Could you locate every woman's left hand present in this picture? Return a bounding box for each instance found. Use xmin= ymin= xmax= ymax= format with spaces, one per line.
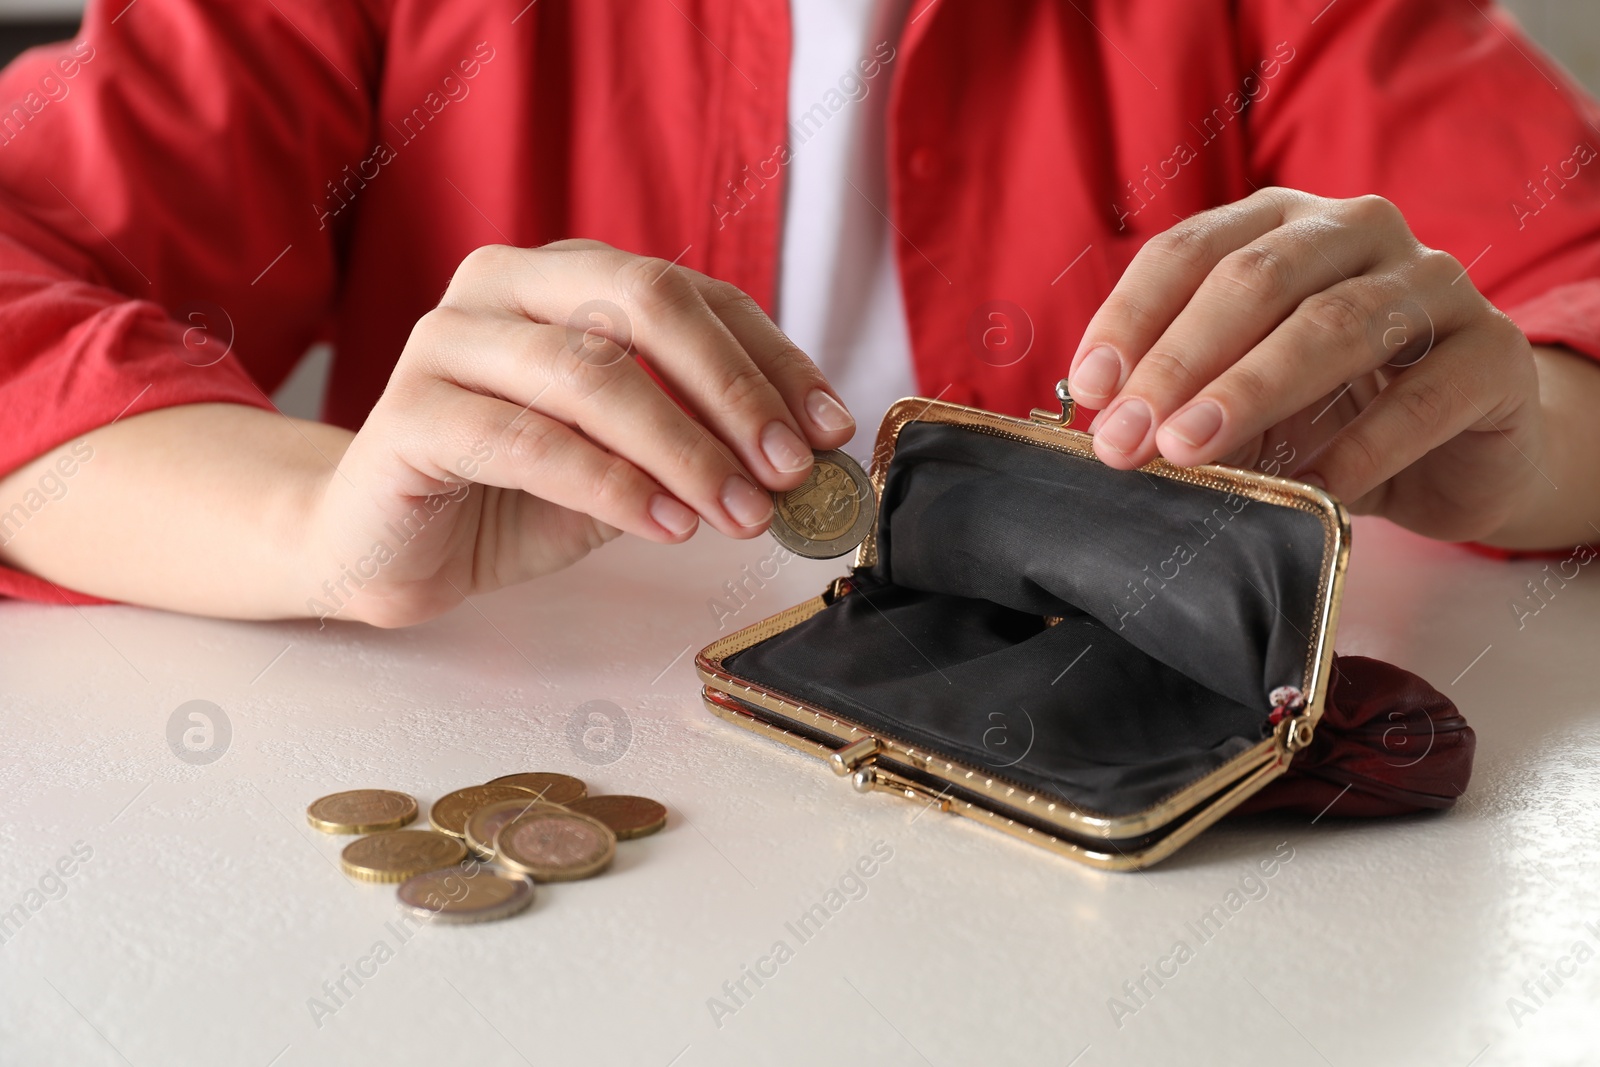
xmin=1067 ymin=186 xmax=1543 ymax=543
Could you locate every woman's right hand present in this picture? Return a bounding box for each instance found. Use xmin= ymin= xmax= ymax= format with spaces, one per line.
xmin=312 ymin=239 xmax=856 ymax=626
xmin=0 ymin=240 xmax=853 ymax=624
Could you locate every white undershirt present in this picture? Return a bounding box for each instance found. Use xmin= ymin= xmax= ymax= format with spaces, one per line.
xmin=778 ymin=0 xmax=917 ymax=459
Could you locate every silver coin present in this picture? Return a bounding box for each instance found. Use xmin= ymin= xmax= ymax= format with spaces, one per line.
xmin=768 ymin=449 xmax=876 ymax=560
xmin=395 ymin=864 xmax=533 ymax=925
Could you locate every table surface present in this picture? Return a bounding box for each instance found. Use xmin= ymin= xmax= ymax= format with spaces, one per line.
xmin=2 ymin=515 xmax=1597 ymax=1067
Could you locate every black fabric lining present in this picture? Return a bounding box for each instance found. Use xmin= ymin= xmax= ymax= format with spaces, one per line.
xmin=723 ymin=420 xmax=1329 ymax=818
xmin=870 ymin=422 xmax=1326 ymax=708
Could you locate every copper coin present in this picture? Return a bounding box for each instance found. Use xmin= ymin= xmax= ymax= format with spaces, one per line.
xmin=464 ymin=798 xmax=569 ymax=860
xmin=340 ymin=830 xmax=467 ymax=883
xmin=495 ymin=809 xmax=616 ymax=882
xmin=429 ymin=784 xmax=541 ymax=839
xmin=396 ymin=865 xmax=533 ymax=924
xmin=566 ymin=795 xmax=667 ymax=840
xmin=306 ymin=789 xmax=418 ymax=834
xmin=484 ymin=772 xmax=588 ymax=806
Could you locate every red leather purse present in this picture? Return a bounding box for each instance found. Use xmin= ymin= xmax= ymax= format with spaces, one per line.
xmin=1238 ymin=655 xmax=1475 ymax=817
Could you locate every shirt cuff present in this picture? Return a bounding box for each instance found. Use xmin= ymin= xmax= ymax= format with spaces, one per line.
xmin=1504 ymin=279 xmax=1600 ymax=364
xmin=0 ymin=295 xmax=278 ymax=604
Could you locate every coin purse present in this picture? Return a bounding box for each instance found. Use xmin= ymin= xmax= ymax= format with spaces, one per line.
xmin=696 ymin=384 xmax=1474 ymax=869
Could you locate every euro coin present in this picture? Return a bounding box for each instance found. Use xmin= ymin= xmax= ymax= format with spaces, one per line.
xmin=465 ymin=798 xmax=569 ymax=860
xmin=495 ymin=809 xmax=616 ymax=882
xmin=566 ymin=795 xmax=667 ymax=840
xmin=306 ymin=789 xmax=418 ymax=834
xmin=341 ymin=830 xmax=467 ymax=883
xmin=484 ymin=772 xmax=587 ymax=806
xmin=396 ymin=865 xmax=533 ymax=924
xmin=768 ymin=449 xmax=876 ymax=559
xmin=429 ymin=784 xmax=542 ymax=839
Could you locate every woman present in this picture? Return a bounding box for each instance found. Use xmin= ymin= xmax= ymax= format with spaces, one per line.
xmin=0 ymin=0 xmax=1597 ymax=625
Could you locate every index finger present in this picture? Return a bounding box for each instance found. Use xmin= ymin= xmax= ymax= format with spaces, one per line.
xmin=1067 ymin=189 xmax=1305 ymax=412
xmin=675 ymin=265 xmax=857 ymax=449
xmin=447 ymin=242 xmax=819 ymax=493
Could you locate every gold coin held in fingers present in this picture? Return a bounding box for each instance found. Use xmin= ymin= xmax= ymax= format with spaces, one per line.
xmin=566 ymin=795 xmax=668 ymax=840
xmin=396 ymin=865 xmax=534 ymax=924
xmin=769 ymin=449 xmax=876 ymax=560
xmin=429 ymin=784 xmax=544 ymax=839
xmin=484 ymin=772 xmax=588 ymax=806
xmin=306 ymin=789 xmax=419 ymax=834
xmin=341 ymin=830 xmax=467 ymax=883
xmin=495 ymin=809 xmax=616 ymax=882
xmin=465 ymin=798 xmax=570 ymax=860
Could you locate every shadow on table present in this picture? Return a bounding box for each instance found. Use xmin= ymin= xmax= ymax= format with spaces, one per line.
xmin=1150 ymin=808 xmax=1449 ymax=874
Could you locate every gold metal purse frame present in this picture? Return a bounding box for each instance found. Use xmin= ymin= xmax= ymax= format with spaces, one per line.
xmin=697 ymin=381 xmax=1351 ymax=870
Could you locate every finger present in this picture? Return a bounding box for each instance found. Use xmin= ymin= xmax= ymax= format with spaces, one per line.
xmin=1068 ymin=187 xmax=1311 ymax=415
xmin=676 ymin=265 xmax=857 ymax=447
xmin=1293 ymin=327 xmax=1517 ymax=507
xmin=398 ymin=383 xmax=703 ymax=544
xmin=1154 ymin=259 xmax=1473 ymax=466
xmin=1103 ymin=216 xmax=1402 ymax=468
xmin=404 ymin=306 xmax=776 ymax=538
xmin=444 ymin=243 xmax=814 ymax=490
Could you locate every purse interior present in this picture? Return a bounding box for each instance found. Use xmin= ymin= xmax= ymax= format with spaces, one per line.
xmin=722 ymin=419 xmax=1333 ymax=819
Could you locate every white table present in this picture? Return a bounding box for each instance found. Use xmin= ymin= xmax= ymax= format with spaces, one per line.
xmin=1 ymin=516 xmax=1596 ymax=1066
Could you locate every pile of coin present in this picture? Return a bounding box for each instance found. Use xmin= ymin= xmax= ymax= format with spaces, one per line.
xmin=306 ymin=773 xmax=667 ymax=924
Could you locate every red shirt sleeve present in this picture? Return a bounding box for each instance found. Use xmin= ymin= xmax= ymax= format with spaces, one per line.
xmin=0 ymin=0 xmax=383 ymax=603
xmin=1239 ymin=0 xmax=1600 ymax=358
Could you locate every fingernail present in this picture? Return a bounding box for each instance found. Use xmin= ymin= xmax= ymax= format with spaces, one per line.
xmin=1071 ymin=345 xmax=1122 ymax=401
xmin=760 ymin=420 xmax=813 ymax=473
xmin=648 ymin=493 xmax=698 ymax=537
xmin=805 ymin=389 xmax=855 ymax=434
xmin=1089 ymin=408 xmax=1107 ymax=434
xmin=1298 ymin=471 xmax=1327 ymax=490
xmin=1097 ymin=398 xmax=1152 ymax=457
xmin=720 ymin=474 xmax=773 ymax=528
xmin=1162 ymin=400 xmax=1224 ymax=450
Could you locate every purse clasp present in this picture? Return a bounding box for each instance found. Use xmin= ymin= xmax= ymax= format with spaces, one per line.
xmin=830 ymin=738 xmax=954 ymax=814
xmin=829 ymin=737 xmax=880 ymax=775
xmin=1028 ymin=378 xmax=1077 ymax=427
xmin=852 ymin=765 xmax=953 ymax=812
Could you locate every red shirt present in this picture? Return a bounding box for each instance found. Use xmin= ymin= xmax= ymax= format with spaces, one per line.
xmin=2 ymin=0 xmax=1599 ymax=603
